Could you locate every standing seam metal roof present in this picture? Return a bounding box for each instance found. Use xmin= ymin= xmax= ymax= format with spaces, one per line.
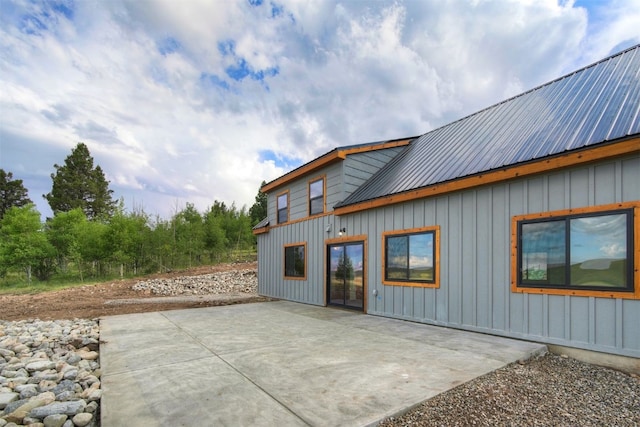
xmin=336 ymin=44 xmax=640 ymax=208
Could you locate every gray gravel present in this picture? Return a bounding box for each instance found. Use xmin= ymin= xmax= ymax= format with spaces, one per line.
xmin=379 ymin=353 xmax=640 ymax=427
xmin=131 ymin=269 xmax=257 ymax=295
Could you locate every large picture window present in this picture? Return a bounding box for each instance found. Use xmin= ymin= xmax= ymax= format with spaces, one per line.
xmin=513 ymin=202 xmax=639 ymax=298
xmin=383 ymin=226 xmax=440 ymax=288
xmin=309 ymin=177 xmax=325 ymax=216
xmin=277 ymin=192 xmax=289 ymax=224
xmin=284 ymin=243 xmax=306 ymax=279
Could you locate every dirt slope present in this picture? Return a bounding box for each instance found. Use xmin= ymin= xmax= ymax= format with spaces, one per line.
xmin=0 ymin=262 xmax=270 ymax=321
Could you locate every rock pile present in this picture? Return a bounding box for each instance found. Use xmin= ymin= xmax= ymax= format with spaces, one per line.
xmin=0 ymin=319 xmax=101 ymax=427
xmin=132 ymin=269 xmax=257 ymax=296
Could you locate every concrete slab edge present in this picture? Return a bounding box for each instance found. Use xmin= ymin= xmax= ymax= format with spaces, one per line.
xmin=548 ymin=345 xmax=640 ymax=376
xmin=366 ymin=345 xmax=549 ymax=427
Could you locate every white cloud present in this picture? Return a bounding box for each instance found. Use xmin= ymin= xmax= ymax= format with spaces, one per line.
xmin=1 ymin=0 xmax=638 ymax=220
xmin=600 ymin=243 xmax=626 ymax=258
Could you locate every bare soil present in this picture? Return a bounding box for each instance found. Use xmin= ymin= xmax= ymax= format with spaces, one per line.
xmin=0 ymin=261 xmax=271 ymax=321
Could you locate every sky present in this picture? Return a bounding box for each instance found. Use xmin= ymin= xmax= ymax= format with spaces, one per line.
xmin=1 ymin=0 xmax=639 ymax=221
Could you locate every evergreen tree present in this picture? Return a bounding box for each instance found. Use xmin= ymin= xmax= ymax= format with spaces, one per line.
xmin=249 ymin=181 xmax=267 ymax=226
xmin=0 ymin=169 xmax=32 ymax=221
xmin=44 ymin=142 xmax=116 ymax=220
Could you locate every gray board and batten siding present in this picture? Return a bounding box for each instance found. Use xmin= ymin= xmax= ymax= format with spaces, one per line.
xmin=266 ymin=147 xmax=406 ymax=223
xmin=259 ymin=152 xmax=640 ymax=357
xmin=344 ymin=153 xmax=640 ymax=358
xmin=259 ymin=147 xmax=407 ymax=303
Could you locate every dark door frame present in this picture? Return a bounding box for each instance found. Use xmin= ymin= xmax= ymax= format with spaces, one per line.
xmin=325 ymin=235 xmax=367 ymax=312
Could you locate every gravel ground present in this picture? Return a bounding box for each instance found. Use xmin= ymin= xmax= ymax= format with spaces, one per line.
xmin=379 ymin=352 xmax=640 ymax=427
xmin=131 ymin=269 xmax=257 ymax=295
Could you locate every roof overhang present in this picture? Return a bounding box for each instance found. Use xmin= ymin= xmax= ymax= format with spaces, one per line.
xmin=260 ymin=137 xmax=415 ymax=193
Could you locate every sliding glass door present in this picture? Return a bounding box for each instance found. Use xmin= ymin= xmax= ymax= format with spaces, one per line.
xmin=327 ymin=242 xmax=364 ymax=310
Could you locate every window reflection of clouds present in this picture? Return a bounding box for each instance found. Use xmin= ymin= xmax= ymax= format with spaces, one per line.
xmin=571 ymin=214 xmax=626 ymax=263
xmin=522 ymin=221 xmax=565 ymax=265
xmin=310 ymin=179 xmax=323 ymax=198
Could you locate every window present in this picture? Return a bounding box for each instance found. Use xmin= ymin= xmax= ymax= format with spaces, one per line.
xmin=284 ymin=243 xmax=306 ymax=279
xmin=309 ymin=177 xmax=325 ymax=216
xmin=277 ymin=192 xmax=288 ymax=224
xmin=513 ymin=202 xmax=639 ymax=298
xmin=383 ymin=226 xmax=440 ymax=288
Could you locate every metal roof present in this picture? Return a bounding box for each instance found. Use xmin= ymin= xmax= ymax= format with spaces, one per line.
xmin=336 ymin=44 xmax=640 ymax=209
xmin=252 ymin=217 xmax=270 ymax=230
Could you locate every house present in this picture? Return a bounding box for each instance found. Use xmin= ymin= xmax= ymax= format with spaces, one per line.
xmin=254 ymin=45 xmax=640 ymax=359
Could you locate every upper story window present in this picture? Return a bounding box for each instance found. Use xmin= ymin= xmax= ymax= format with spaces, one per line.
xmin=383 ymin=226 xmax=440 ymax=288
xmin=512 ymin=202 xmax=638 ymax=299
xmin=309 ymin=177 xmax=325 ymax=216
xmin=277 ymin=191 xmax=289 ymax=224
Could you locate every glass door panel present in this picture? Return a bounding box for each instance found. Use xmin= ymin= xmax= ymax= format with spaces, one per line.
xmin=327 ymin=242 xmax=364 ymax=310
xmin=328 ymin=245 xmax=345 ymax=305
xmin=344 ymin=244 xmax=363 ymax=309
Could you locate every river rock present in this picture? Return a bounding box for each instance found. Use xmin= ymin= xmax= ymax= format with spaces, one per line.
xmin=0 ymin=319 xmax=100 ymax=426
xmin=0 ymin=391 xmax=18 ymax=409
xmin=71 ymin=413 xmax=92 ymax=427
xmin=43 ymin=414 xmax=67 ymax=427
xmin=4 ymin=397 xmax=49 ymax=423
xmin=25 ymin=361 xmax=56 ymax=373
xmin=29 ymin=400 xmax=87 ymax=418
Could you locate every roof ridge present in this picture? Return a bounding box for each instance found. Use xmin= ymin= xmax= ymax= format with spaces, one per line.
xmin=424 ymin=44 xmax=640 ymax=137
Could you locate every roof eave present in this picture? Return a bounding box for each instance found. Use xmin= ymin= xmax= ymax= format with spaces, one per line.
xmin=333 ymin=137 xmax=640 ymax=215
xmin=260 ymin=137 xmax=416 ymax=193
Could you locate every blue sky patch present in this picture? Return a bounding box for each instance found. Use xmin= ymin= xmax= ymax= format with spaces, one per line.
xmin=218 ymin=39 xmax=235 ymax=56
xmin=200 ymin=73 xmax=230 ymax=91
xmin=19 ymin=14 xmax=47 ymax=35
xmin=271 ymin=2 xmax=284 ymax=18
xmin=52 ymin=1 xmax=74 ymax=20
xmin=226 ymin=59 xmax=279 ymax=82
xmin=158 ymin=37 xmax=180 ymax=55
xmin=248 ymin=0 xmax=264 ymax=6
xmin=226 ymin=58 xmax=251 ymax=81
xmin=258 ymin=149 xmax=302 ymax=169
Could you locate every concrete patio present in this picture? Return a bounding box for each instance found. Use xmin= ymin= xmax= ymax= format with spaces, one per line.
xmin=100 ymin=301 xmax=546 ymax=426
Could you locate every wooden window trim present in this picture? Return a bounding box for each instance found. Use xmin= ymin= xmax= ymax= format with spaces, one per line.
xmin=308 ymin=175 xmax=326 ymax=217
xmin=284 ymin=242 xmax=307 ymax=280
xmin=511 ymin=201 xmax=640 ymax=299
xmin=276 ymin=190 xmax=290 ymax=224
xmin=382 ymin=226 xmax=440 ymax=288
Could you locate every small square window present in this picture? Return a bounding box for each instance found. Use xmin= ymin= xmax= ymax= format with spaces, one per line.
xmin=383 ymin=226 xmax=440 ymax=288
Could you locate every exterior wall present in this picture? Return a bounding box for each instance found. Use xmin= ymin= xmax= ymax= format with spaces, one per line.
xmin=339 ymin=153 xmax=640 ymax=357
xmin=258 ymin=147 xmax=405 ymax=305
xmin=257 ymin=215 xmax=332 ymax=305
xmin=267 ymin=162 xmax=342 ymax=223
xmin=342 ymin=148 xmax=405 ymax=200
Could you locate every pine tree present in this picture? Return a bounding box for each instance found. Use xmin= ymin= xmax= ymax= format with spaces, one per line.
xmin=0 ymin=169 xmax=33 ymax=221
xmin=249 ymin=181 xmax=267 ymax=226
xmin=44 ymin=142 xmax=116 ymax=220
